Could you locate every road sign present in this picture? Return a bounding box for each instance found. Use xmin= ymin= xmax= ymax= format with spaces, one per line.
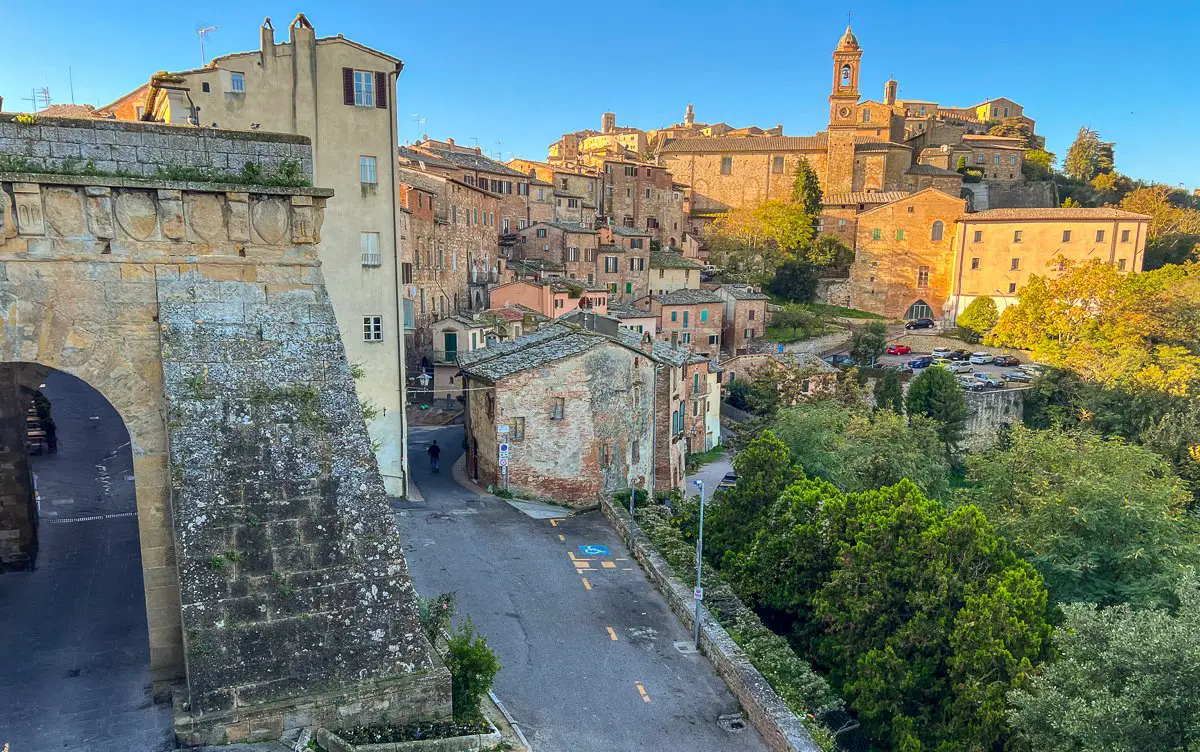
xmin=693 ymin=587 xmax=704 ymax=601
xmin=578 ymin=545 xmax=610 ymax=556
xmin=498 ymin=457 xmax=509 ymax=468
xmin=497 ymin=425 xmax=510 ymax=434
xmin=499 ymin=443 xmax=510 ymax=454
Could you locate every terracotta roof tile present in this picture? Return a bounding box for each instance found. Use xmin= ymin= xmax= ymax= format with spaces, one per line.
xmin=658 ymin=134 xmax=828 ymax=154
xmin=961 ymin=208 xmax=1151 ymax=222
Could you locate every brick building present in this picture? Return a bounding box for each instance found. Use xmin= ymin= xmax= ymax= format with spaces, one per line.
xmin=489 ymin=278 xmax=609 ymax=319
xmin=516 ymin=221 xmax=600 ymax=281
xmin=716 ymin=284 xmax=770 ymax=355
xmin=849 ymin=189 xmax=967 ymax=320
xmin=648 ymin=288 xmax=724 ymax=357
xmin=598 ymin=225 xmax=651 ymax=302
xmin=403 ymin=138 xmax=551 ymax=232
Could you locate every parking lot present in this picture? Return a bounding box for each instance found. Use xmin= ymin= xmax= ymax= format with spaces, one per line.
xmin=831 ymin=339 xmax=1039 ymax=392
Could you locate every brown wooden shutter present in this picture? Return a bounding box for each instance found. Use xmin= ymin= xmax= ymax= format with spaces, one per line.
xmin=375 ymin=71 xmax=388 ymax=110
xmin=342 ymin=67 xmax=354 ymax=106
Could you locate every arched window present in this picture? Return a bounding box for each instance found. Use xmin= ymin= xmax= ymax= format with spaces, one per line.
xmin=905 ymin=300 xmax=933 ymax=320
xmin=931 ymin=221 xmax=944 ymax=241
xmin=840 ymin=65 xmax=851 ymax=87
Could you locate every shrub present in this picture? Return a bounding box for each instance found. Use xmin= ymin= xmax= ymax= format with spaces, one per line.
xmin=445 ymin=618 xmax=501 ymax=722
xmin=418 ymin=592 xmax=455 ymax=641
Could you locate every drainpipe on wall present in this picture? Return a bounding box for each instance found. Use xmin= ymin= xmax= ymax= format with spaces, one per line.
xmin=389 ymin=60 xmax=410 ymax=498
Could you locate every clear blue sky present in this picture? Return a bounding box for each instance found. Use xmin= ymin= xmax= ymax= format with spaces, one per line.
xmin=2 ymin=1 xmax=1196 ymax=188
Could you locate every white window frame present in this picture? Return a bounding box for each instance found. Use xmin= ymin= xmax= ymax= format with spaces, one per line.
xmin=229 ymin=72 xmax=245 ymax=94
xmin=360 ymin=232 xmax=381 ymax=267
xmin=353 ymin=70 xmax=375 ymax=107
xmin=359 ymin=155 xmax=378 ymax=186
xmin=363 ymin=315 xmax=383 ymax=341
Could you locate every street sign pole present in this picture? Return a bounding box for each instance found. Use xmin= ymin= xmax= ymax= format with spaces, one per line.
xmin=691 ymin=479 xmax=706 ymax=650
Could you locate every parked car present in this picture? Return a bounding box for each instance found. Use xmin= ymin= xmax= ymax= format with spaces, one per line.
xmin=949 ymin=349 xmax=972 ymax=361
xmin=824 ymin=353 xmax=855 ymax=367
xmin=992 ymin=354 xmax=1020 ymax=368
xmin=1019 ymin=363 xmax=1045 ymax=376
xmin=904 ymin=318 xmax=935 ymax=330
xmin=931 ymin=347 xmax=953 ymax=358
xmin=956 ymin=375 xmax=983 ymax=391
xmin=969 ymin=352 xmax=994 ymax=365
xmin=886 ymin=344 xmax=911 ymax=355
xmin=717 ymin=472 xmax=738 ymax=491
xmin=973 ymin=372 xmax=1005 ymax=389
xmin=1004 ymin=370 xmax=1034 ymax=383
xmin=908 ymin=356 xmax=934 ymax=369
xmin=947 ymin=362 xmax=973 ymax=374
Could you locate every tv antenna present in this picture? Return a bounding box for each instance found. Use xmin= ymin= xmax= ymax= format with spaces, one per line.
xmin=23 ymin=87 xmax=51 ymax=112
xmin=198 ymin=26 xmax=218 ymax=66
xmin=411 ymin=113 xmax=427 ymax=142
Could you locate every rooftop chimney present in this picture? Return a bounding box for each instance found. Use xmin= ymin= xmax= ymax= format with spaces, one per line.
xmin=446 ymin=137 xmax=455 ymax=146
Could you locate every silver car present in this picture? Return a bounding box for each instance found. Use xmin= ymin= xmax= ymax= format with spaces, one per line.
xmin=969 ymin=352 xmax=994 ymax=365
xmin=973 ymin=372 xmax=1005 ymax=388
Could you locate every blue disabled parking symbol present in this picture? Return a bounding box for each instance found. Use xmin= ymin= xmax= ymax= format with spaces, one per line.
xmin=578 ymin=544 xmax=610 ymax=556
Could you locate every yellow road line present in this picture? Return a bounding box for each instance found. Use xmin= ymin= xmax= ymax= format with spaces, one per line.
xmin=636 ymin=682 xmax=650 ymax=702
xmin=607 ymin=627 xmax=618 ymax=641
xmin=549 ymin=519 xmax=558 ymax=527
xmin=558 ymin=534 xmax=565 ymax=541
xmin=602 ymin=561 xmax=616 ymax=569
xmin=581 ymin=577 xmax=592 ymax=590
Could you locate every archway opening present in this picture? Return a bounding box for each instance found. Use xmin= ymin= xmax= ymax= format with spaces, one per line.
xmin=0 ymin=364 xmax=172 ymax=750
xmin=905 ymin=300 xmax=934 ymax=320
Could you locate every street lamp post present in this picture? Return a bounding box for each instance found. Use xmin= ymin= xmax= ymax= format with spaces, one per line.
xmin=690 ymin=478 xmax=706 ymax=650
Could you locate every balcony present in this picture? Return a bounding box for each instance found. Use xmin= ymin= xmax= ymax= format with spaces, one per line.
xmin=432 ymin=349 xmax=459 ymax=366
xmin=499 ymin=232 xmax=520 ymax=247
xmin=470 ymin=269 xmax=500 ymax=284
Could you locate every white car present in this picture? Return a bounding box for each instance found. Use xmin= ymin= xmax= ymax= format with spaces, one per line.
xmin=931 ymin=347 xmax=953 ymax=358
xmin=969 ymin=352 xmax=994 ymax=365
xmin=947 ymin=362 xmax=973 ymax=374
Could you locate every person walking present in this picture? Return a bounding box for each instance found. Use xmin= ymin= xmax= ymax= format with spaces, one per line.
xmin=428 ymin=440 xmax=442 ymax=473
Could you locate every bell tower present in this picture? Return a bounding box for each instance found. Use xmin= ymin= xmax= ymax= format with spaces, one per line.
xmin=826 ymin=25 xmax=862 ymax=195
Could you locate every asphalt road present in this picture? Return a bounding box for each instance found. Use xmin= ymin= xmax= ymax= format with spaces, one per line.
xmin=397 ymin=425 xmax=765 ymax=752
xmin=0 ymin=370 xmax=172 ymax=751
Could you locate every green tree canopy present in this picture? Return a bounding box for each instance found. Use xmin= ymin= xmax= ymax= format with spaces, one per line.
xmin=704 ymin=431 xmax=801 ymax=563
xmin=905 ymin=366 xmax=969 ymax=449
xmin=791 ymin=157 xmax=823 ymax=217
xmin=769 ymin=400 xmax=950 ymax=498
xmin=1064 ymin=126 xmax=1115 ymax=182
xmin=957 ymin=296 xmax=999 ymax=340
xmin=849 ymin=321 xmax=888 ymax=366
xmin=963 ymin=424 xmax=1196 ymax=607
xmin=1022 ymin=148 xmax=1056 ymax=181
xmin=768 ymin=261 xmax=820 ymax=303
xmin=1008 ymin=578 xmax=1200 ymax=752
xmin=873 ymin=368 xmax=904 ymax=414
xmin=988 ymin=117 xmax=1042 ymax=150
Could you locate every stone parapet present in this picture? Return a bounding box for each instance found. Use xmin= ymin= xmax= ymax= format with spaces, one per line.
xmin=0 ymin=115 xmax=314 ymax=180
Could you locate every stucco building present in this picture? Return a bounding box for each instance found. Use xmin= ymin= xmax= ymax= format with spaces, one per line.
xmin=649 ymin=251 xmax=703 ymax=297
xmin=648 ymin=288 xmax=724 ymax=357
xmin=489 ymin=278 xmax=609 ymax=319
xmin=949 ymin=207 xmax=1150 ymax=320
xmin=104 ymin=15 xmax=410 ymax=494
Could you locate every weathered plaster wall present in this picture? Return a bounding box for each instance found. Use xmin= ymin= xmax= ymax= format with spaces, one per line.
xmin=962 ymin=387 xmax=1026 ymax=452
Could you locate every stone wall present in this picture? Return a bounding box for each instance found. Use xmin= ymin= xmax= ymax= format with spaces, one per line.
xmin=0 ymin=364 xmax=37 ymax=571
xmin=814 ymin=277 xmax=852 ymax=308
xmin=962 ymin=387 xmax=1026 ymax=452
xmin=601 ymin=499 xmax=823 ymax=752
xmin=0 ymin=168 xmax=448 ymax=745
xmin=963 ymin=180 xmax=1056 ymax=210
xmin=0 ymin=114 xmax=313 ymax=179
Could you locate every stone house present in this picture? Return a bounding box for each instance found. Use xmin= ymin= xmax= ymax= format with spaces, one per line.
xmin=649 ymin=250 xmax=704 ymax=296
xmin=516 ymin=221 xmax=600 ymax=282
xmin=949 ymin=207 xmax=1150 ymax=320
xmin=403 ymin=138 xmax=548 ymax=232
xmin=421 ymin=305 xmax=549 ymax=403
xmin=960 ymin=135 xmax=1025 ymax=182
xmin=508 ymin=158 xmax=604 ymax=222
xmin=489 ymin=278 xmax=608 ymax=319
xmin=648 ymin=288 xmax=724 ymax=358
xmin=459 ymin=321 xmax=706 ymax=501
xmin=597 ymin=159 xmax=686 ymax=246
xmin=716 ymin=284 xmax=770 ymax=355
xmin=103 ymin=15 xmax=410 ymax=494
xmin=598 ymin=225 xmax=651 ymax=303
xmin=849 ymin=188 xmax=968 ymax=321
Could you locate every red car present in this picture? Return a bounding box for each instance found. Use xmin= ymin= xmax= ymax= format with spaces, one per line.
xmin=886 ymin=344 xmax=911 ymax=355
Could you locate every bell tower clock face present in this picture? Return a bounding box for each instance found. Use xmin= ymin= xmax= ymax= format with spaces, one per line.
xmin=838 ymin=106 xmax=852 ymax=119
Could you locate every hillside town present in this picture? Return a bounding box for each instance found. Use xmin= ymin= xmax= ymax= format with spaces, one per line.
xmin=2 ymin=8 xmax=1199 ymax=752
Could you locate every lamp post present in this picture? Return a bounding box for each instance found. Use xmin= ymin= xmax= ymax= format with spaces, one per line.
xmin=690 ymin=478 xmax=706 ymax=650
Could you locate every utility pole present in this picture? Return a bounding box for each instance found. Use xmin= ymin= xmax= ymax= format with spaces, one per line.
xmin=690 ymin=478 xmax=706 ymax=650
xmin=68 ymin=68 xmax=75 ymax=104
